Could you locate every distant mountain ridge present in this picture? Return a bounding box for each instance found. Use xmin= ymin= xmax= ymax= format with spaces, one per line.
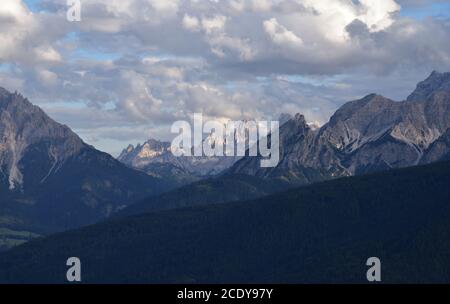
xmin=0 ymin=88 xmax=175 ymax=249
xmin=118 ymin=72 xmax=450 ymax=185
xmin=118 ymin=139 xmax=198 ymax=186
xmin=113 ymin=72 xmax=450 ymax=220
xmin=118 ymin=120 xmax=261 ymax=183
xmin=117 ymin=173 xmax=292 ymax=217
xmin=2 ymin=71 xmax=449 ymax=249
xmin=229 ymin=71 xmax=450 ymax=182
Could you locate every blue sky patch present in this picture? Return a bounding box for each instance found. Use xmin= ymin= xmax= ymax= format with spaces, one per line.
xmin=401 ymin=2 xmax=450 ymax=20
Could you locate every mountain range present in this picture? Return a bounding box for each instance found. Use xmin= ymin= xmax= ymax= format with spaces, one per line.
xmin=110 ymin=71 xmax=450 ymax=222
xmin=2 ymin=159 xmax=449 ymax=283
xmin=118 ymin=71 xmax=450 ymax=186
xmin=118 ymin=139 xmax=199 ymax=186
xmin=117 ymin=119 xmax=261 ymax=185
xmin=0 ymin=71 xmax=449 ymax=251
xmin=0 ymin=88 xmax=175 ymax=250
xmin=229 ymin=71 xmax=450 ymax=182
xmin=0 ymin=71 xmax=449 ymax=282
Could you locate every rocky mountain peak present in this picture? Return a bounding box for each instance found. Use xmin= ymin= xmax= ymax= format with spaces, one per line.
xmin=0 ymin=87 xmax=85 ymax=190
xmin=125 ymin=144 xmax=134 ymax=153
xmin=0 ymin=88 xmax=175 ymax=240
xmin=144 ymin=138 xmax=170 ymax=149
xmin=277 ymin=113 xmax=311 ymax=140
xmin=407 ymin=71 xmax=450 ymax=102
xmin=278 ymin=113 xmax=293 ymax=125
xmin=328 ymin=93 xmax=393 ymax=127
xmin=293 ymin=113 xmax=306 ymax=122
xmin=287 ymin=113 xmax=309 ymax=130
xmin=139 ymin=139 xmax=170 ymax=157
xmin=230 ymin=72 xmax=450 ymax=181
xmin=0 ymin=87 xmax=10 ymax=97
xmin=0 ymin=88 xmax=32 ymax=110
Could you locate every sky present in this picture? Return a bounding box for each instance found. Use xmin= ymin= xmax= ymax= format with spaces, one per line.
xmin=1 ymin=0 xmax=450 ymax=156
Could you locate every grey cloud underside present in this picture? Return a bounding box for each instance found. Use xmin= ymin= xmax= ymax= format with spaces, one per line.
xmin=1 ymin=1 xmax=450 ymax=155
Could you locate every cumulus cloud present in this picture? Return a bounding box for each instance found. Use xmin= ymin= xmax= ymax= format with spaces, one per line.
xmin=0 ymin=0 xmax=449 ymax=155
xmin=182 ymin=14 xmax=201 ymax=31
xmin=0 ymin=0 xmax=68 ymax=65
xmin=0 ymin=0 xmax=36 ymax=61
xmin=263 ymin=18 xmax=303 ymax=48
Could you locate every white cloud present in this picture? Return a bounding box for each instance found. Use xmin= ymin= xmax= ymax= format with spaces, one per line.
xmin=0 ymin=0 xmax=31 ymax=22
xmin=229 ymin=0 xmax=273 ymax=12
xmin=0 ymin=0 xmax=36 ymax=61
xmin=34 ymin=46 xmax=62 ymax=62
xmin=182 ymin=14 xmax=201 ymax=31
xmin=201 ymin=15 xmax=227 ymax=34
xmin=37 ymin=68 xmax=58 ymax=86
xmin=263 ymin=18 xmax=303 ymax=49
xmin=357 ymin=0 xmax=400 ymax=31
xmin=292 ymin=0 xmax=400 ymax=43
xmin=0 ymin=0 xmax=449 ymax=155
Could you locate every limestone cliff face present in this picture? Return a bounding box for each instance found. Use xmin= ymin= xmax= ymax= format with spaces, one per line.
xmin=0 ymin=88 xmax=84 ymax=190
xmin=118 ymin=72 xmax=450 ymax=185
xmin=229 ymin=72 xmax=450 ymax=183
xmin=0 ymin=88 xmax=173 ymax=240
xmin=407 ymin=71 xmax=450 ymax=102
xmin=421 ymin=129 xmax=450 ymax=164
xmin=117 ymin=121 xmax=260 ymax=180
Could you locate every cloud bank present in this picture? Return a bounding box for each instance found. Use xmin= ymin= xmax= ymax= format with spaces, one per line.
xmin=0 ymin=0 xmax=449 ymax=155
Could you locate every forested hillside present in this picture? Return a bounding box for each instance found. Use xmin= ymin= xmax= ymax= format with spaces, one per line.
xmin=1 ymin=161 xmax=450 ymax=283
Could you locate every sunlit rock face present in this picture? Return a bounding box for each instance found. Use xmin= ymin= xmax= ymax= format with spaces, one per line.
xmin=229 ymin=72 xmax=450 ymax=183
xmin=120 ymin=72 xmax=450 ymax=185
xmin=117 ymin=120 xmax=263 ymax=180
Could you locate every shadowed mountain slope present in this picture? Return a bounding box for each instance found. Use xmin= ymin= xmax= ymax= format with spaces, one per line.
xmin=0 ymin=88 xmax=175 ymax=249
xmin=1 ymin=160 xmax=449 ymax=283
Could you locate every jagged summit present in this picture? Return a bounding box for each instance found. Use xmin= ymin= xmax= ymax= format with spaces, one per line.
xmin=0 ymin=87 xmax=9 ymax=95
xmin=0 ymin=87 xmax=32 ymax=109
xmin=293 ymin=113 xmax=306 ymax=123
xmin=278 ymin=113 xmax=293 ymax=125
xmin=283 ymin=113 xmax=311 ymax=134
xmin=230 ymin=72 xmax=450 ymax=182
xmin=118 ymin=138 xmax=171 ymax=166
xmin=0 ymin=88 xmax=174 ymax=242
xmin=407 ymin=71 xmax=450 ymax=102
xmin=118 ymin=119 xmax=266 ymax=179
xmin=0 ymin=88 xmax=85 ymax=190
